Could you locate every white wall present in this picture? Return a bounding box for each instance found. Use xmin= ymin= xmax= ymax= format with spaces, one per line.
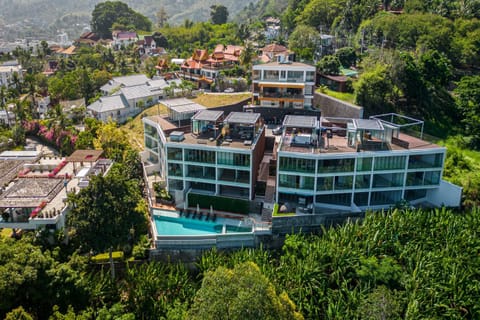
xmin=427 ymin=180 xmax=463 ymax=207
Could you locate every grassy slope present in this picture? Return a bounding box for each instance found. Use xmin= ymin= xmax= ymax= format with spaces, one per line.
xmin=122 ymin=93 xmax=252 ymax=150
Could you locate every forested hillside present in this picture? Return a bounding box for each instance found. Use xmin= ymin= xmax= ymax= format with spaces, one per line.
xmin=0 ymin=0 xmax=259 ymax=38
xmin=2 ymin=207 xmax=479 ymax=318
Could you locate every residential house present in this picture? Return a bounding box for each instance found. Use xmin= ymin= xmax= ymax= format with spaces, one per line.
xmin=252 ymin=61 xmax=316 ymax=109
xmin=275 ymin=114 xmax=462 ymax=213
xmin=259 ymin=43 xmax=294 ymax=63
xmin=89 ymin=74 xmax=172 ymax=123
xmin=0 ymin=150 xmax=113 ymax=231
xmin=112 ymin=31 xmax=138 ymax=50
xmin=181 ymin=45 xmax=244 ymax=87
xmin=136 ymin=35 xmax=157 ymax=55
xmin=74 ymin=31 xmax=100 ymax=47
xmin=36 ymin=95 xmax=51 ymax=118
xmin=0 ymin=61 xmax=22 ymax=88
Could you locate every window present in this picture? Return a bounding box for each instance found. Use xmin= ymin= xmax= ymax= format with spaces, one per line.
xmin=318 ymin=158 xmax=354 ymax=173
xmin=185 ymin=149 xmax=215 ymax=163
xmin=374 ymin=156 xmax=406 ymax=171
xmin=167 ymin=147 xmax=182 ymax=161
xmin=279 ymin=157 xmax=316 ymax=173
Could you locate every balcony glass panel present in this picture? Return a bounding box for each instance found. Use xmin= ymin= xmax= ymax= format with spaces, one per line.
xmin=374 ymin=156 xmax=406 ymax=171
xmin=317 ymin=176 xmax=333 ymax=191
xmin=144 ymin=123 xmax=158 ymax=138
xmin=218 ymin=152 xmax=250 ymax=167
xmin=335 ymin=175 xmax=353 ymax=190
xmin=167 ymin=147 xmax=182 ymax=161
xmin=185 ymin=149 xmax=215 ymax=164
xmin=354 ymin=192 xmax=369 ymax=206
xmin=318 ymin=158 xmax=354 ymax=173
xmin=306 ymin=71 xmax=315 ymax=82
xmin=372 ymin=173 xmax=404 ymax=188
xmin=370 ymin=191 xmax=402 ymax=205
xmin=316 ymin=193 xmax=351 ymax=206
xmin=424 ymin=171 xmax=440 ymax=185
xmin=187 ymin=165 xmax=215 ymax=180
xmin=279 ymin=157 xmax=316 ymax=173
xmin=405 ymin=189 xmax=427 ymax=201
xmin=168 ymin=179 xmax=183 ymax=191
xmin=287 ymin=71 xmax=304 ymax=82
xmin=168 ymin=163 xmax=182 ymax=177
xmin=355 ymin=174 xmax=371 ymax=189
xmin=356 ymin=157 xmax=372 ymax=171
xmin=219 ymin=168 xmax=249 ymax=184
xmin=408 ymin=153 xmax=444 ymax=169
xmin=264 ymin=70 xmax=279 ymax=81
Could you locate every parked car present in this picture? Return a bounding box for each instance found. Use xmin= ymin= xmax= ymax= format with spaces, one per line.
xmin=272 ymin=126 xmax=283 ymax=135
xmin=224 ymin=88 xmax=234 ymax=93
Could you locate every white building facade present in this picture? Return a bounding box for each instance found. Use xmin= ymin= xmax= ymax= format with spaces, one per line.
xmin=252 ymin=61 xmax=316 ymax=109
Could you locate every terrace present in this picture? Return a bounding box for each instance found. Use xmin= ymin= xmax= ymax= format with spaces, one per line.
xmin=279 ymin=114 xmax=440 ymax=154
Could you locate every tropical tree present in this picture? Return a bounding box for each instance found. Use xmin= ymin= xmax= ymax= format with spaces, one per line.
xmin=210 ymin=5 xmax=229 ymax=24
xmin=188 ymin=261 xmax=303 ymax=320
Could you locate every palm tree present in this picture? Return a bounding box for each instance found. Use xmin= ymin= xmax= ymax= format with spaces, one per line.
xmin=0 ymin=86 xmax=11 ymax=127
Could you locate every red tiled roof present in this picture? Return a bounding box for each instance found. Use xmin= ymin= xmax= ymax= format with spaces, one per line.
xmin=262 ymin=43 xmax=288 ymax=53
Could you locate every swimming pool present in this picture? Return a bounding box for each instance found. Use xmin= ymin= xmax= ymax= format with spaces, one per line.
xmin=153 ymin=212 xmax=252 ymax=236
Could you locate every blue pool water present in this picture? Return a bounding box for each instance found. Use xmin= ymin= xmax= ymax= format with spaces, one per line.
xmin=154 ymin=214 xmax=221 ymax=236
xmin=153 ymin=212 xmax=252 ymax=236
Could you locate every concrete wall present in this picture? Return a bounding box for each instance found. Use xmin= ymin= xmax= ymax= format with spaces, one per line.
xmin=427 ymin=180 xmax=463 ymax=207
xmin=272 ymin=212 xmax=362 ymax=235
xmin=314 ymin=92 xmax=363 ymax=118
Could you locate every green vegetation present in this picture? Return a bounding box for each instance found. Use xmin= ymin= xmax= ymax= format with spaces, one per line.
xmin=188 ymin=193 xmax=250 ymax=214
xmin=91 ymin=251 xmax=124 ymax=263
xmin=191 ymin=93 xmax=252 ymax=108
xmin=317 ymin=87 xmax=356 ymax=104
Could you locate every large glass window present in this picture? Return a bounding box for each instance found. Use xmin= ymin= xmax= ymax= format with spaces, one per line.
xmin=316 ymin=193 xmax=351 ymax=206
xmin=335 ymin=175 xmax=353 ymax=190
xmin=219 ymin=168 xmax=249 ymax=184
xmin=264 ymin=70 xmax=279 ymax=80
xmin=185 ymin=149 xmax=215 ymax=163
xmin=187 ymin=165 xmax=215 ymax=179
xmin=370 ymin=191 xmax=402 ymax=205
xmin=306 ymin=71 xmax=315 ymax=82
xmin=355 ymin=174 xmax=371 ymax=189
xmin=287 ymin=70 xmax=304 ymax=82
xmin=145 ymin=136 xmax=158 ymax=149
xmin=354 ymin=192 xmax=369 ymax=206
xmin=372 ymin=173 xmax=404 ymax=188
xmin=253 ymin=70 xmax=261 ymax=80
xmin=318 ymin=158 xmax=354 ymax=173
xmin=279 ymin=157 xmax=316 ymax=173
xmin=405 ymin=189 xmax=427 ymax=201
xmin=424 ymin=171 xmax=441 ymax=185
xmin=374 ymin=156 xmax=406 ymax=171
xmin=408 ymin=153 xmax=444 ymax=169
xmin=218 ymin=152 xmax=250 ymax=167
xmin=168 ymin=163 xmax=182 ymax=177
xmin=317 ymin=176 xmax=333 ymax=191
xmin=356 ymin=157 xmax=372 ymax=171
xmin=168 ymin=179 xmax=183 ymax=191
xmin=279 ymin=175 xmax=314 ymax=190
xmin=167 ymin=147 xmax=182 ymax=161
xmin=144 ymin=123 xmax=158 ymax=138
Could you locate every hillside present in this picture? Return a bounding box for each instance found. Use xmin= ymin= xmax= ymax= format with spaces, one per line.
xmin=0 ymin=0 xmax=259 ymax=39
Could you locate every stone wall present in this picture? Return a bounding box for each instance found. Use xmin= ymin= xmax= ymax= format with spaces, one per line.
xmin=272 ymin=212 xmax=363 ymax=235
xmin=314 ymin=92 xmax=364 ymax=118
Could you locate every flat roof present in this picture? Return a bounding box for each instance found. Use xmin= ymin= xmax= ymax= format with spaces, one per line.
xmin=353 ymin=119 xmax=384 ymax=131
xmin=284 ymin=115 xmax=317 ymax=128
xmin=224 ymin=112 xmax=260 ymax=125
xmin=0 ymin=150 xmax=41 ymax=160
xmin=0 ymin=178 xmax=63 ymax=208
xmin=192 ymin=110 xmax=223 ymax=122
xmin=164 ymin=98 xmax=206 ymax=114
xmin=66 ymin=150 xmax=104 ymax=162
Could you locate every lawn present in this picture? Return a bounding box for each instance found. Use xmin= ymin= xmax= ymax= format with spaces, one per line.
xmin=121 ymin=103 xmax=168 ymax=150
xmin=191 ymin=93 xmax=252 ymax=108
xmin=317 ymin=88 xmax=356 ymax=104
xmin=122 ymin=94 xmax=252 ymax=149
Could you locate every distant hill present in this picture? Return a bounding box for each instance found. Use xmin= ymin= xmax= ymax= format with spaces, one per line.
xmin=0 ymin=0 xmax=259 ymax=39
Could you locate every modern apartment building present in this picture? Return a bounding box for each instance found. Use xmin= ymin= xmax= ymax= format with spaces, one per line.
xmin=142 ymin=110 xmax=266 ymax=201
xmin=275 ymin=114 xmax=462 ymax=212
xmin=252 ymin=61 xmax=316 ymax=109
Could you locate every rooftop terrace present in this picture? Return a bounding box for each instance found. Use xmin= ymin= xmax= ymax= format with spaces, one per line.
xmin=279 ymin=114 xmax=441 ymax=154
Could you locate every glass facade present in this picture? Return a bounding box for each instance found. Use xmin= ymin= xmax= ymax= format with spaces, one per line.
xmin=185 ymin=149 xmax=215 ymax=164
xmin=186 ymin=165 xmax=215 ymax=179
xmin=217 ymin=152 xmax=250 ymax=167
xmin=167 ymin=147 xmax=182 ymax=161
xmin=372 ymin=173 xmax=404 ymax=188
xmin=316 ymin=193 xmax=351 ymax=206
xmin=144 ymin=123 xmax=158 ymax=138
xmin=168 ymin=163 xmax=182 ymax=177
xmin=374 ymin=156 xmax=406 ymax=171
xmin=279 ymin=175 xmax=314 ymax=190
xmin=279 ymin=157 xmax=316 ymax=173
xmin=355 ymin=174 xmax=371 ymax=189
xmin=408 ymin=153 xmax=443 ymax=169
xmin=318 ymin=158 xmax=354 ymax=173
xmin=356 ymin=157 xmax=372 ymax=171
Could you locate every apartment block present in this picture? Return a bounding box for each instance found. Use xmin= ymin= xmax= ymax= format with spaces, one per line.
xmin=252 ymin=61 xmax=316 ymax=109
xmin=275 ymin=114 xmax=462 ymax=212
xmin=142 ymin=110 xmax=266 ymax=201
